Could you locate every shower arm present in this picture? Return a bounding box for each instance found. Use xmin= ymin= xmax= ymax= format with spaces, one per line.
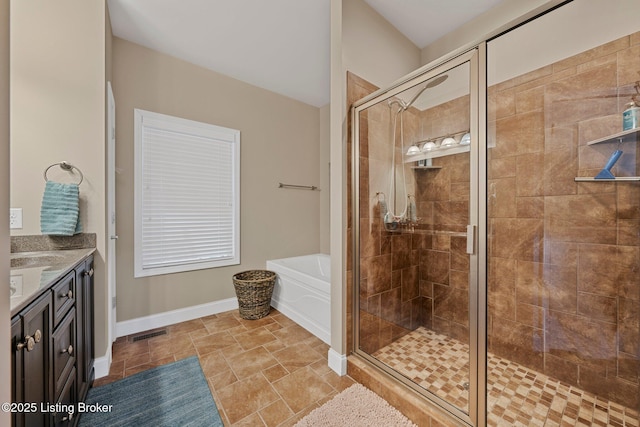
xmin=403 ymin=74 xmax=449 ymax=110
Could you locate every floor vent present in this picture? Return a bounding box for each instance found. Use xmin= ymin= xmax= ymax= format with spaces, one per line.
xmin=131 ymin=329 xmax=167 ymax=342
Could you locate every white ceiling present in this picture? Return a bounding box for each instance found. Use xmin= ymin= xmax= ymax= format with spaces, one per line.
xmin=363 ymin=0 xmax=503 ymax=49
xmin=107 ymin=0 xmax=503 ymax=108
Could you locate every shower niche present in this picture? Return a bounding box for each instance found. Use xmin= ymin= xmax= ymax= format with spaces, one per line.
xmin=352 ymin=50 xmax=480 ymax=423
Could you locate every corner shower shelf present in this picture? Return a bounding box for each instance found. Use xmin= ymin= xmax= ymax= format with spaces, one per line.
xmin=585 ymin=128 xmax=640 ymax=145
xmin=574 ymin=176 xmax=640 ymax=182
xmin=411 ymin=165 xmax=443 ymax=170
xmin=574 ymin=128 xmax=639 ymax=181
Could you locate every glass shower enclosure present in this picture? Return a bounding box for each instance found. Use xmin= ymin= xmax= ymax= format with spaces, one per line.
xmin=350 ymin=3 xmax=639 ymax=426
xmin=352 ymin=48 xmax=484 ymax=424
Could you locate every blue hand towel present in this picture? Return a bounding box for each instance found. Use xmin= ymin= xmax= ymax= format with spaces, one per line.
xmin=40 ymin=181 xmax=82 ymax=236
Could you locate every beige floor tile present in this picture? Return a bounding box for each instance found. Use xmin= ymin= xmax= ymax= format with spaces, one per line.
xmin=199 ymin=350 xmax=232 ymax=378
xmin=193 ymin=331 xmax=238 ymax=355
xmin=272 ymin=366 xmax=335 ymax=414
xmin=217 ymin=373 xmax=279 ymax=424
xmin=203 ymin=315 xmax=243 ymax=334
xmin=259 ymin=399 xmax=294 ymax=427
xmin=272 ymin=325 xmax=314 ymax=347
xmin=232 ymin=412 xmax=266 ymax=427
xmin=262 ymin=364 xmax=289 ymax=383
xmin=272 ymin=342 xmax=324 ymax=373
xmin=234 ymin=327 xmax=277 ymax=351
xmin=227 ymin=346 xmax=279 ymax=379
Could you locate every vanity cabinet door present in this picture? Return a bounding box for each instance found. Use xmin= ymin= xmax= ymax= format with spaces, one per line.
xmin=52 ymin=367 xmax=76 ymax=427
xmin=51 ymin=310 xmax=76 ymax=399
xmin=76 ymin=255 xmax=94 ymax=402
xmin=12 ymin=291 xmax=53 ymax=427
xmin=11 ymin=317 xmax=23 ymax=427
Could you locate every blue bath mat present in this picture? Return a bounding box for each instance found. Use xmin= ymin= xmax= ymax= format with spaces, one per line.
xmin=78 ymin=356 xmax=223 ymax=427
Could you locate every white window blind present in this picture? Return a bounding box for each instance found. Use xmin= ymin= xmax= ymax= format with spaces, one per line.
xmin=134 ymin=109 xmax=240 ymax=278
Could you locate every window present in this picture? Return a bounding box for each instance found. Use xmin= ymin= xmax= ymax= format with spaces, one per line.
xmin=134 ymin=109 xmax=240 ymax=278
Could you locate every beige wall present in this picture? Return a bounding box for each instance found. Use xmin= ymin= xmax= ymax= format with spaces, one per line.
xmin=342 ymin=0 xmax=420 ymax=90
xmin=0 ymin=0 xmax=11 ymax=421
xmin=420 ymin=0 xmax=563 ymax=65
xmin=329 ymin=0 xmax=421 ymax=357
xmin=329 ymin=0 xmax=345 ymax=355
xmin=9 ymin=0 xmax=109 ymax=356
xmin=112 ymin=38 xmax=321 ymax=322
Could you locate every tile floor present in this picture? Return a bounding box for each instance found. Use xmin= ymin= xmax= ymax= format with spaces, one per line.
xmin=374 ymin=327 xmax=640 ymax=427
xmin=94 ymin=309 xmax=355 ymax=426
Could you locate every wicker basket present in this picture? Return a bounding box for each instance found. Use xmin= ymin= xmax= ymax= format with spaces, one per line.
xmin=232 ymin=270 xmax=276 ymax=320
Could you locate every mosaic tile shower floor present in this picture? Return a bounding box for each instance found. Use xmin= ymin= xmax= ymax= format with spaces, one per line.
xmin=373 ymin=327 xmax=639 ymax=427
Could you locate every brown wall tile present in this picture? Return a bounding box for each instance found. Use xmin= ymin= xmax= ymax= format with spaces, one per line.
xmin=618 ymin=44 xmax=640 ymax=86
xmin=516 ymin=85 xmax=544 ymax=113
xmin=618 ymin=297 xmax=639 ymax=355
xmin=545 ymin=310 xmax=616 ymax=371
xmin=516 ymin=196 xmax=544 ymax=218
xmin=545 ymin=63 xmax=618 ymax=127
xmin=516 ymin=303 xmax=545 ymax=330
xmin=553 ymin=36 xmax=628 ymax=72
xmin=490 ymin=319 xmax=544 ymax=371
xmin=576 ymin=292 xmax=617 ymax=323
xmin=494 ymin=111 xmax=545 ymax=158
xmin=545 ymin=194 xmax=617 ymax=244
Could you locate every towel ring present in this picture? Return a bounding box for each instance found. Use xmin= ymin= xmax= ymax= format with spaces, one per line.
xmin=43 ymin=161 xmax=84 ymax=185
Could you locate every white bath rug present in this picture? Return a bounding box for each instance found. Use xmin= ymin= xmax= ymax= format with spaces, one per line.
xmin=294 ymin=383 xmax=417 ymax=427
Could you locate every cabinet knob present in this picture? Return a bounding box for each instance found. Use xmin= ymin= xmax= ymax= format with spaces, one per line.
xmin=16 ymin=336 xmax=34 ymax=352
xmin=61 ymin=290 xmax=73 ymax=300
xmin=61 ymin=345 xmax=73 ymax=355
xmin=85 ymin=268 xmax=94 ymax=277
xmin=16 ymin=329 xmax=40 ymax=352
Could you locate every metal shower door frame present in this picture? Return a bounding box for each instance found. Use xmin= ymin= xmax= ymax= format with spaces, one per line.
xmin=351 ymin=45 xmax=488 ymax=427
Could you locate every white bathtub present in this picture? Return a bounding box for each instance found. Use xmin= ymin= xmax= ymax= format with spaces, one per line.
xmin=266 ymin=254 xmax=330 ymax=344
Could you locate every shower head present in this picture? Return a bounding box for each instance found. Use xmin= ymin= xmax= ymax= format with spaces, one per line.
xmin=425 ymin=74 xmax=449 ymax=89
xmin=404 ymin=74 xmax=449 ymax=110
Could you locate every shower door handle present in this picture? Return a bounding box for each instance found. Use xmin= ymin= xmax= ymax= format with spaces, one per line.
xmin=466 ymin=225 xmax=475 ymax=255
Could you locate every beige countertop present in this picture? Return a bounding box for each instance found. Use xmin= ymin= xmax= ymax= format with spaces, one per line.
xmin=10 ymin=248 xmax=95 ymax=315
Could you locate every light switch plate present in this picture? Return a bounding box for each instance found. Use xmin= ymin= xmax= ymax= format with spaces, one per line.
xmin=9 ymin=208 xmax=22 ymax=229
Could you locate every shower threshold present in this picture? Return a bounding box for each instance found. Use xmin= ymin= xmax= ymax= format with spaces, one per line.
xmin=373 ymin=327 xmax=639 ymax=426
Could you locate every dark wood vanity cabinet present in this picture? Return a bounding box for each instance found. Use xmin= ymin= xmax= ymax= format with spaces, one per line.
xmin=11 ymin=254 xmax=94 ymax=427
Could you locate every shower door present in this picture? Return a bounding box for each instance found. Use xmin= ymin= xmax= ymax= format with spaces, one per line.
xmin=352 ymin=48 xmax=484 ymax=425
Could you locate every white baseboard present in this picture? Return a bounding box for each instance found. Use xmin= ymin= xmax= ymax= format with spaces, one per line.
xmin=94 ymin=352 xmax=111 ymax=379
xmin=95 ymin=298 xmax=238 ymax=379
xmin=328 ymin=348 xmax=347 ymax=376
xmin=116 ymin=298 xmax=238 ymax=338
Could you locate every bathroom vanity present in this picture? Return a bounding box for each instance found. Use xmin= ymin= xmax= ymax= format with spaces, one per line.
xmin=10 ymin=249 xmax=95 ymax=427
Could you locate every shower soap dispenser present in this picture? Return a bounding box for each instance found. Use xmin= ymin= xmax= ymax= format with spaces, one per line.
xmin=623 ymin=102 xmax=640 ymax=131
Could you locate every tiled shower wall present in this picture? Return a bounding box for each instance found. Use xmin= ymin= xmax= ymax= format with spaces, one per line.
xmin=487 ymin=32 xmax=640 ymax=409
xmin=415 ymin=94 xmax=471 ymax=346
xmin=355 ymin=76 xmax=424 ymax=354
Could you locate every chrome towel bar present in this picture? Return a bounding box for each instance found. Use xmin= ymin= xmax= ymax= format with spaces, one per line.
xmin=278 ymin=182 xmax=320 ymax=191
